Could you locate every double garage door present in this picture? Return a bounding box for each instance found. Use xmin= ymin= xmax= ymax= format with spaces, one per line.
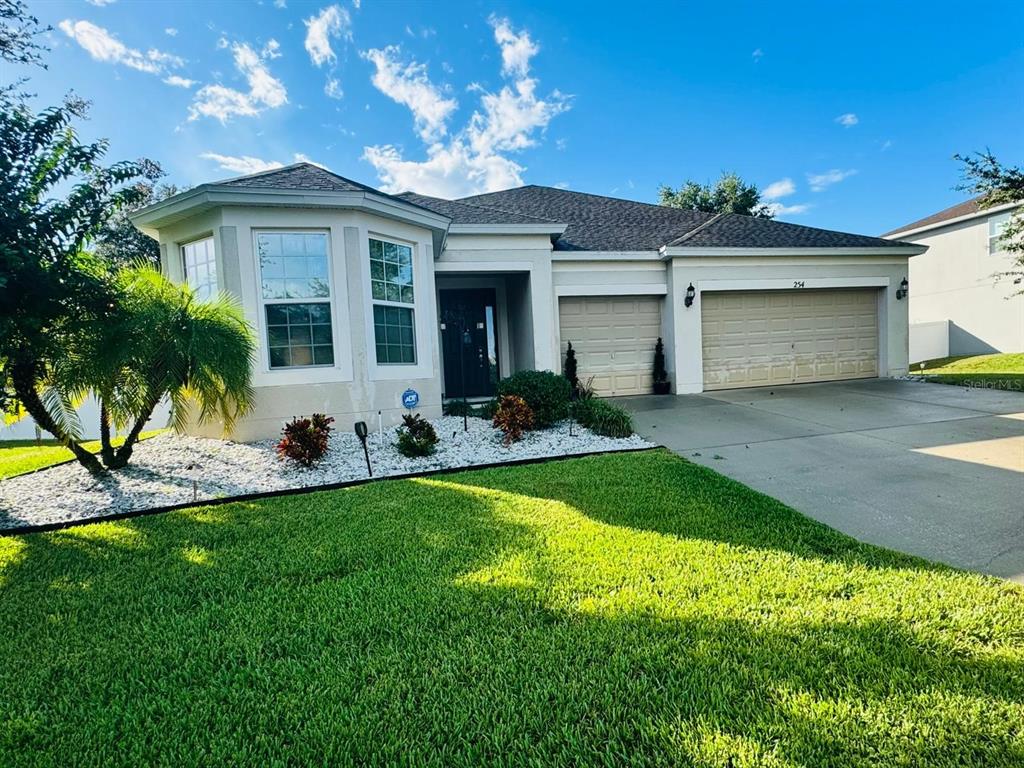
xmin=558 ymin=295 xmax=661 ymax=396
xmin=559 ymin=289 xmax=879 ymax=396
xmin=701 ymin=289 xmax=879 ymax=390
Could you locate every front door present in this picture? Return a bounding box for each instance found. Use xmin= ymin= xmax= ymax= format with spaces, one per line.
xmin=440 ymin=288 xmax=499 ymax=399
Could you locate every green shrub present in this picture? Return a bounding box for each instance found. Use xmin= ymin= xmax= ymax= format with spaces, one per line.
xmin=496 ymin=370 xmax=571 ymax=428
xmin=492 ymin=395 xmax=534 ymax=446
xmin=276 ymin=414 xmax=334 ymax=467
xmin=395 ymin=413 xmax=439 ymax=457
xmin=573 ymin=398 xmax=633 ymax=438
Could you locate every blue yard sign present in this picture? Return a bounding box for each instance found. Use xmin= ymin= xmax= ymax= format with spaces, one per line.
xmin=401 ymin=389 xmax=419 ymax=409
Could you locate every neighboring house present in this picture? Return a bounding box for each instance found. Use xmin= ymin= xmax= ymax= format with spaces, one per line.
xmin=883 ymin=198 xmax=1023 ymax=362
xmin=130 ymin=163 xmax=923 ymax=441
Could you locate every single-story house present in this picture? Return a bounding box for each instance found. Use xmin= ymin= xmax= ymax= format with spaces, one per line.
xmin=131 ymin=163 xmax=925 ymax=440
xmin=883 ymin=198 xmax=1023 ymax=362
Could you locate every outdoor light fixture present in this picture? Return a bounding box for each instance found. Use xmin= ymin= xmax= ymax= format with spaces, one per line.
xmin=896 ymin=277 xmax=909 ymax=300
xmin=354 ymin=421 xmax=372 ymax=477
xmin=459 ymin=326 xmax=473 ymax=431
xmin=684 ymin=283 xmax=696 ymax=308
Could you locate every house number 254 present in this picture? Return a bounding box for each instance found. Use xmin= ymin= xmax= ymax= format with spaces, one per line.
xmin=793 ymin=281 xmax=806 ymax=288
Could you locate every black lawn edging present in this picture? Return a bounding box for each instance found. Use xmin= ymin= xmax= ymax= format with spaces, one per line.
xmin=0 ymin=446 xmax=663 ymax=538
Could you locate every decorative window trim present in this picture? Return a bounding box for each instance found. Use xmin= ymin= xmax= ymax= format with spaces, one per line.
xmin=255 ymin=229 xmax=336 ymax=371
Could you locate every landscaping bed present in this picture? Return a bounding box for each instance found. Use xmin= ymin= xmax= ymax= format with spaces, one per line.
xmin=0 ymin=450 xmax=1020 ymax=767
xmin=909 ymin=353 xmax=1024 ymax=392
xmin=0 ymin=416 xmax=650 ymax=531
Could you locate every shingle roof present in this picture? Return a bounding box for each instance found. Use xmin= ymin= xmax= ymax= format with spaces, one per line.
xmin=456 ymin=185 xmax=712 ymax=251
xmin=395 ymin=192 xmax=559 ymax=225
xmin=674 ymin=212 xmax=906 ymax=249
xmin=881 ymin=197 xmax=982 ymax=237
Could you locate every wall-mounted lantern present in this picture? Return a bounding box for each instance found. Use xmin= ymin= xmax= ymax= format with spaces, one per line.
xmin=684 ymin=283 xmax=696 ymax=308
xmin=896 ymin=277 xmax=909 ymax=300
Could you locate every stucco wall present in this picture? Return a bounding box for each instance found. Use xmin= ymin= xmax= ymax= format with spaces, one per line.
xmin=157 ymin=207 xmax=442 ymax=441
xmin=900 ymin=215 xmax=1023 ymax=358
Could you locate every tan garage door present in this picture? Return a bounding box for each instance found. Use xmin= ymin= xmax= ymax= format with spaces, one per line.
xmin=559 ymin=295 xmax=662 ymax=396
xmin=701 ymin=289 xmax=879 ymax=390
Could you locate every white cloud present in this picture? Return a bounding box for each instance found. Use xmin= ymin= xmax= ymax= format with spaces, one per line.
xmin=881 ymin=139 xmax=893 ymax=151
xmin=765 ymin=202 xmax=811 ymax=216
xmin=293 ymin=152 xmax=329 ymax=168
xmin=304 ymin=4 xmax=351 ymax=67
xmin=554 ymin=181 xmax=570 ymax=189
xmin=362 ymin=18 xmax=569 ymax=197
xmin=752 ymin=48 xmax=764 ymax=62
xmin=262 ymin=39 xmax=282 ymax=59
xmin=86 ymin=0 xmax=117 ymax=6
xmin=200 ymin=152 xmax=284 ymax=174
xmin=189 ymin=42 xmax=287 ymax=122
xmin=352 ymin=0 xmax=361 ymax=7
xmin=59 ymin=19 xmax=184 ymax=75
xmin=762 ymin=178 xmax=795 ymax=200
xmin=274 ymin=0 xmax=287 ymax=7
xmin=362 ymin=46 xmax=458 ymax=141
xmin=835 ymin=112 xmax=859 ymax=127
xmin=324 ymin=77 xmax=343 ymax=99
xmin=490 ymin=15 xmax=538 ymax=78
xmin=165 ymin=27 xmax=178 ymax=37
xmin=807 ymin=168 xmax=858 ymax=192
xmin=163 ymin=75 xmax=196 ymax=88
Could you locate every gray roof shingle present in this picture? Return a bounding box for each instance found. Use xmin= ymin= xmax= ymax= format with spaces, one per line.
xmin=672 ymin=212 xmax=908 ymax=249
xmin=395 ymin=192 xmax=559 ymax=225
xmin=457 ymin=186 xmax=712 ymax=251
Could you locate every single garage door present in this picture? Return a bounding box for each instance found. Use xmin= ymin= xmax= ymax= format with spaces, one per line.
xmin=559 ymin=295 xmax=662 ymax=396
xmin=701 ymin=289 xmax=879 ymax=390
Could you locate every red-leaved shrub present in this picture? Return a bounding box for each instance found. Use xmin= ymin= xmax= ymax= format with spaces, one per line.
xmin=492 ymin=395 xmax=534 ymax=446
xmin=276 ymin=413 xmax=334 ymax=467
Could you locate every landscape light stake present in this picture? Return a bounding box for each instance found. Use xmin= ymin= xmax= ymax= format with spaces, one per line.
xmin=355 ymin=421 xmax=372 ymax=477
xmin=461 ymin=326 xmax=472 ymax=432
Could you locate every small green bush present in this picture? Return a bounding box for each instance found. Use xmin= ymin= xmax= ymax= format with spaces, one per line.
xmin=395 ymin=413 xmax=439 ymax=457
xmin=573 ymin=398 xmax=633 ymax=438
xmin=496 ymin=370 xmax=571 ymax=428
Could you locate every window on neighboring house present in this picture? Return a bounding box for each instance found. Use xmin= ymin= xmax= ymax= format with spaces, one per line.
xmin=369 ymin=237 xmax=416 ymax=364
xmin=257 ymin=232 xmax=335 ymax=369
xmin=181 ymin=237 xmax=217 ymax=301
xmin=989 ymin=212 xmax=1012 ymax=255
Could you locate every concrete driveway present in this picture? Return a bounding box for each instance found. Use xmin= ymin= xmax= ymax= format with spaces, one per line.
xmin=620 ymin=380 xmax=1024 ymax=581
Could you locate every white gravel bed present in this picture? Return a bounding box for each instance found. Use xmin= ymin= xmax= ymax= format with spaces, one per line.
xmin=0 ymin=416 xmax=652 ymax=530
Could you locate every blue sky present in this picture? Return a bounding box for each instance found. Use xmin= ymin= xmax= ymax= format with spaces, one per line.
xmin=15 ymin=0 xmax=1024 ymax=235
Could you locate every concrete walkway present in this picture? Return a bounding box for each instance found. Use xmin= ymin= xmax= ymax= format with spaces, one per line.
xmin=620 ymin=380 xmax=1024 ymax=581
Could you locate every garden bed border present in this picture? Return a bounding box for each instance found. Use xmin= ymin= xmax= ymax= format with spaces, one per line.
xmin=1 ymin=445 xmax=662 ymax=537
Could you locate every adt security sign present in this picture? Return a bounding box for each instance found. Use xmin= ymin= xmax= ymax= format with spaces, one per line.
xmin=401 ymin=388 xmax=419 ymax=409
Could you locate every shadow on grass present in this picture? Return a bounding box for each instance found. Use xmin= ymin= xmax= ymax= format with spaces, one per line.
xmin=0 ymin=451 xmax=1020 ymax=766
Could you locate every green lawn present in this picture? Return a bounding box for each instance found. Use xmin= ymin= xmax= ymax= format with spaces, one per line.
xmin=0 ymin=430 xmax=164 ymax=479
xmin=0 ymin=450 xmax=1021 ymax=766
xmin=910 ymin=352 xmax=1024 ymax=391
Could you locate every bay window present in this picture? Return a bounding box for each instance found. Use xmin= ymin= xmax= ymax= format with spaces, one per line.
xmin=369 ymin=237 xmax=416 ymax=364
xmin=257 ymin=231 xmax=334 ymax=369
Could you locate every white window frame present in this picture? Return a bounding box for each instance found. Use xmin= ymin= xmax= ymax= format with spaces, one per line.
xmin=255 ymin=229 xmax=337 ymax=371
xmin=989 ymin=212 xmax=1012 ymax=255
xmin=181 ymin=236 xmax=218 ymax=301
xmin=368 ymin=234 xmax=417 ymax=366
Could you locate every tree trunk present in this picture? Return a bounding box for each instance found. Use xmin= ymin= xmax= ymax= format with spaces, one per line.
xmin=106 ymin=394 xmax=161 ymax=470
xmin=98 ymin=401 xmax=116 ymax=468
xmin=9 ymin=358 xmax=106 ymax=476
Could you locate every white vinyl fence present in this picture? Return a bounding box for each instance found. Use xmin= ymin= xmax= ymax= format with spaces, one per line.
xmin=1 ymin=395 xmax=172 ymax=442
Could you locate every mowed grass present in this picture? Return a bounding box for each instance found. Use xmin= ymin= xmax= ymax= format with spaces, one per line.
xmin=910 ymin=353 xmax=1024 ymax=391
xmin=0 ymin=450 xmax=1021 ymax=767
xmin=0 ymin=430 xmax=165 ymax=479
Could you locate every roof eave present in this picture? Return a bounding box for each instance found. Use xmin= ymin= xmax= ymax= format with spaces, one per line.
xmin=882 ymin=200 xmax=1020 ymax=240
xmin=659 ymin=245 xmax=928 ymax=259
xmin=447 ymin=222 xmax=568 ymax=236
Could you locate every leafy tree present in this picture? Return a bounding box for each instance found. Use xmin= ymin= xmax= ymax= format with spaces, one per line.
xmin=563 ymin=342 xmax=578 ymax=394
xmin=956 ymin=150 xmax=1024 ymax=293
xmin=659 ymin=171 xmax=774 ymax=218
xmin=93 ymin=182 xmax=181 ymax=268
xmin=0 ymin=93 xmax=161 ymax=473
xmin=0 ymin=0 xmax=49 ymax=69
xmin=52 ymin=265 xmax=256 ymax=470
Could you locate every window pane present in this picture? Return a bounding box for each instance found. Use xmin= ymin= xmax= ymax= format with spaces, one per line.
xmin=372 ymin=306 xmax=415 ymax=364
xmin=397 ymin=245 xmax=412 ymax=266
xmin=384 ymin=242 xmax=398 ymax=262
xmin=386 ymin=283 xmax=401 ymax=303
xmin=306 ymin=233 xmax=327 ymax=255
xmin=260 ymin=232 xmax=329 ymax=299
xmin=400 ymin=286 xmax=415 ymax=303
xmin=372 ymin=281 xmax=386 ymax=300
xmin=265 ymin=302 xmax=334 ymax=369
xmin=369 ymin=238 xmax=415 ymax=306
xmin=182 ymin=237 xmax=217 ymax=303
xmin=370 ymin=239 xmax=384 ymax=259
xmin=370 ymin=261 xmax=385 ymax=280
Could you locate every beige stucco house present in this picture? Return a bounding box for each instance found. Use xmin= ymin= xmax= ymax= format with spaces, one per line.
xmin=131 ymin=163 xmax=924 ymax=440
xmin=884 ymin=198 xmax=1023 ymax=363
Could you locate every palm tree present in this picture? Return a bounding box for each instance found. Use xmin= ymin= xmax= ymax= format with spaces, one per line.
xmin=52 ymin=264 xmax=256 ymax=471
